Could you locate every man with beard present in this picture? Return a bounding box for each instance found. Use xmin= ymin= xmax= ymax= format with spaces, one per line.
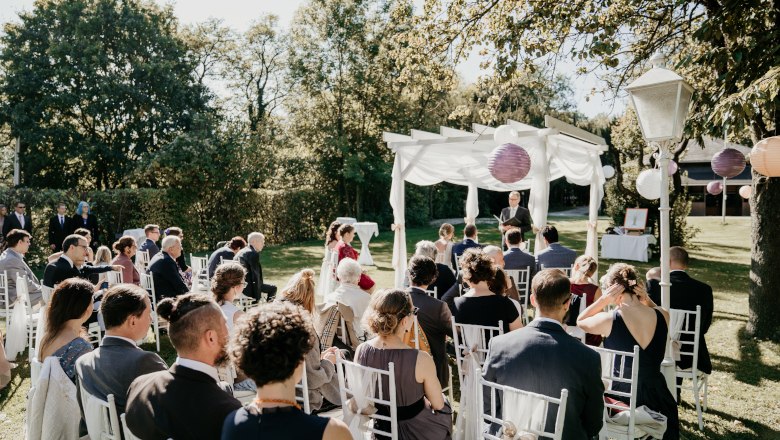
xmin=125 ymin=293 xmax=239 ymax=440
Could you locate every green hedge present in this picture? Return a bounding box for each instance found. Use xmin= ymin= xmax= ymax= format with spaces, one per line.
xmin=0 ymin=187 xmax=338 ymax=265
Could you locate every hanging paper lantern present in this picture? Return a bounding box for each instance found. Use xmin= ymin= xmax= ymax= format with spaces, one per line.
xmin=668 ymin=160 xmax=678 ymax=176
xmin=711 ymin=148 xmax=746 ymax=178
xmin=602 ymin=165 xmax=616 ymax=179
xmin=636 ymin=169 xmax=661 ymax=200
xmin=487 ymin=143 xmax=532 ymax=183
xmin=751 ymin=136 xmax=780 ymax=177
xmin=706 ymin=181 xmax=723 ymax=195
xmin=739 ymin=185 xmax=752 ymax=199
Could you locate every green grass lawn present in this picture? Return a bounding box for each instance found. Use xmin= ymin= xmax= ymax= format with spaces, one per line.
xmin=1 ymin=216 xmax=777 ymax=439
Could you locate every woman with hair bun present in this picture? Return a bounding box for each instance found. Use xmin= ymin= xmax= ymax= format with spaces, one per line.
xmin=570 ymin=255 xmax=602 ymax=346
xmin=452 ymin=249 xmax=522 ymax=333
xmin=277 ymin=269 xmax=342 ymax=413
xmin=577 ymin=263 xmax=679 ymax=440
xmin=111 ymin=235 xmax=140 ymax=285
xmin=355 ymin=289 xmax=452 ymax=439
xmin=434 ymin=223 xmax=455 ymax=270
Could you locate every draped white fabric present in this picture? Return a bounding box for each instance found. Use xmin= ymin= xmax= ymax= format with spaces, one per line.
xmin=386 ymin=118 xmax=607 ymax=287
xmin=453 ymin=327 xmax=483 ymax=440
xmin=669 ymin=310 xmax=687 ymax=362
xmin=5 ymin=298 xmax=28 ymax=361
xmin=26 ymin=357 xmax=81 ymax=440
xmin=342 ymin=363 xmax=380 ymax=439
xmin=501 ymin=387 xmax=547 ymax=437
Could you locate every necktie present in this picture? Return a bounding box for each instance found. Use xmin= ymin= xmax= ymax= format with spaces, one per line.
xmin=18 ymin=214 xmax=24 ymax=228
xmin=60 ymin=216 xmax=64 ymax=227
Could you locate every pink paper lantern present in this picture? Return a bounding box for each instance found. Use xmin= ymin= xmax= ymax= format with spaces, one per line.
xmin=711 ymin=148 xmax=746 ymax=178
xmin=668 ymin=160 xmax=678 ymax=175
xmin=751 ymin=136 xmax=780 ymax=177
xmin=739 ymin=185 xmax=752 ymax=199
xmin=706 ymin=181 xmax=723 ymax=195
xmin=488 ymin=143 xmax=532 ymax=183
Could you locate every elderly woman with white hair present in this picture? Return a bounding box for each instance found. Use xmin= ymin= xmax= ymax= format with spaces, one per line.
xmin=324 ymin=258 xmax=372 ymax=338
xmin=148 ymin=235 xmax=190 ymax=300
xmin=414 ymin=240 xmax=456 ymax=299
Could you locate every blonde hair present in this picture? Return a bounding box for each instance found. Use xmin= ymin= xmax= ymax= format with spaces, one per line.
xmin=363 ymin=289 xmax=413 ymax=337
xmin=94 ymin=246 xmax=112 ymax=265
xmin=438 ymin=223 xmax=454 ymax=239
xmin=278 ymin=269 xmax=316 ymax=313
xmin=573 ymin=255 xmax=598 ymax=280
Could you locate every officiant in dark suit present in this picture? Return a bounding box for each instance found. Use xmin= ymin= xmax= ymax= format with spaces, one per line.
xmin=48 ymin=203 xmax=74 ymax=252
xmin=499 ymin=191 xmax=533 ymax=249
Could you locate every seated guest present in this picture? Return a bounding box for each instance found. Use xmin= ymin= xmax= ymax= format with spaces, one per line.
xmin=334 ymin=224 xmax=375 ymax=292
xmin=207 ymin=237 xmax=246 ymax=279
xmin=43 ymin=234 xmax=119 ymax=287
xmin=276 ymin=269 xmax=342 ymax=413
xmin=37 ymin=279 xmax=95 ymax=383
xmin=483 ymin=245 xmax=522 ymax=303
xmin=147 ymin=236 xmax=189 ymax=300
xmin=414 ymin=240 xmax=455 ymax=299
xmin=211 ymin=262 xmax=247 ymax=332
xmin=47 ymin=227 xmax=95 ymax=263
xmin=76 ymin=284 xmax=167 ymax=414
xmin=406 ymin=256 xmax=453 ymax=388
xmin=221 ymin=302 xmax=350 ymax=439
xmin=111 ymin=236 xmax=140 ymax=285
xmin=0 ymin=229 xmax=43 ymax=304
xmin=356 ymin=289 xmax=452 ymax=439
xmin=325 ymin=259 xmax=371 ymax=338
xmin=126 ymin=293 xmax=241 ymax=440
xmin=578 ymin=264 xmax=679 ymax=439
xmin=453 ymin=249 xmax=522 ymax=333
xmin=450 ymin=223 xmax=482 ymax=268
xmin=235 ymin=232 xmax=277 ymax=301
xmin=138 ymin=224 xmax=161 ymax=258
xmin=433 ymin=223 xmax=455 ymax=270
xmin=503 ymin=228 xmax=536 ymax=276
xmin=535 ymin=226 xmax=577 ymax=270
xmin=483 ymin=269 xmax=604 ymax=440
xmin=569 ymin=255 xmax=603 ymax=346
xmin=92 ymin=246 xmax=113 ymax=290
xmin=163 ymin=227 xmax=191 ymax=274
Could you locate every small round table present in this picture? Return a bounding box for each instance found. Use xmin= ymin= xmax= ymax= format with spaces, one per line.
xmin=352 ymin=222 xmax=379 ymax=266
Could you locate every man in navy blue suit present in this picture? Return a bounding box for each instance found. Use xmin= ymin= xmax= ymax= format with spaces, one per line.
xmin=450 ymin=223 xmax=482 ymax=269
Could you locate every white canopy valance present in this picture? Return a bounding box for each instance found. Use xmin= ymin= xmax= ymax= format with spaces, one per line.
xmin=386 ymin=116 xmax=608 ymax=287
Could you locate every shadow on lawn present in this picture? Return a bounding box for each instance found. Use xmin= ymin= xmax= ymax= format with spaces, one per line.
xmin=710 ymin=325 xmax=780 ymax=386
xmin=0 ymin=350 xmax=31 ymax=412
xmin=680 ymin=405 xmax=780 ymax=440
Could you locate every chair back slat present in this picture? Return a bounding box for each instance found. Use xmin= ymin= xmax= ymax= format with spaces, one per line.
xmin=504 ymin=268 xmax=531 ymax=322
xmin=295 ymin=360 xmax=311 ymax=413
xmin=106 ymin=271 xmax=124 ymax=287
xmin=336 ymin=358 xmax=398 ymax=440
xmin=669 ymin=306 xmax=701 ymax=367
xmin=451 ymin=318 xmax=503 ymax=385
xmin=78 ymin=386 xmax=121 ymax=440
xmin=139 ymin=273 xmax=164 ymax=352
xmin=590 ymin=345 xmax=640 ymax=438
xmin=0 ymin=272 xmax=10 ymax=322
xmin=135 ymin=250 xmax=151 ymax=272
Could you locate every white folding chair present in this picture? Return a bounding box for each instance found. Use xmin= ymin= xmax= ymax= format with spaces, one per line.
xmin=591 ymin=345 xmax=640 ymax=440
xmin=139 ymin=274 xmax=166 ymax=352
xmin=235 ymin=294 xmax=259 ymax=312
xmin=0 ymin=271 xmax=10 ymax=323
xmin=411 ymin=316 xmax=453 ymax=403
xmin=189 ymin=254 xmax=209 ymax=292
xmin=79 ymin=386 xmax=121 ymax=440
xmin=670 ymin=306 xmax=708 ymax=429
xmin=40 ymin=285 xmax=54 ymax=305
xmin=30 ymin=357 xmax=43 ymax=385
xmin=295 ymin=360 xmax=312 ymax=414
xmin=106 ymin=270 xmax=124 ymax=287
xmin=135 ymin=250 xmax=150 ymax=273
xmin=328 ymin=251 xmax=339 ymax=293
xmin=217 ymin=364 xmax=255 ymax=404
xmin=540 ymin=265 xmax=574 ymax=277
xmin=121 ymin=413 xmax=141 ymax=440
xmin=86 ymin=322 xmax=102 ymax=345
xmin=424 ymin=287 xmax=437 ymax=298
xmin=336 ymin=358 xmax=399 ymax=440
xmin=479 ymin=368 xmax=569 ymax=440
xmin=16 ymin=275 xmax=41 ymax=359
xmin=453 ymin=253 xmax=462 ymax=278
xmin=451 ymin=318 xmax=504 ymax=386
xmin=505 ymin=268 xmax=531 ymax=324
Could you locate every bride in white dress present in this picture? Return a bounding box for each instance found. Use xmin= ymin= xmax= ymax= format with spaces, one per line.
xmin=316 ymin=221 xmax=341 ymax=303
xmin=434 ymin=223 xmax=455 ymax=270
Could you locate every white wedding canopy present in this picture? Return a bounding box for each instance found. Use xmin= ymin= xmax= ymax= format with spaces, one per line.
xmin=385 ymin=116 xmax=609 ymax=287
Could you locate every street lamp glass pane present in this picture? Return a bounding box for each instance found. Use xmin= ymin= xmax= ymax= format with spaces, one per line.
xmin=630 ymin=84 xmax=681 ymax=141
xmin=672 ymin=86 xmax=693 ymax=140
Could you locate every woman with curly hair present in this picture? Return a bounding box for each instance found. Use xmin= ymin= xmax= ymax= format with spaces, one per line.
xmin=577 ymin=263 xmax=679 ymax=440
xmin=277 ymin=269 xmax=342 ymax=412
xmin=212 ymin=262 xmax=247 ymax=332
xmin=221 ymin=302 xmax=350 ymax=439
xmin=453 ymin=248 xmax=522 ymax=333
xmin=355 ymin=289 xmax=452 ymax=439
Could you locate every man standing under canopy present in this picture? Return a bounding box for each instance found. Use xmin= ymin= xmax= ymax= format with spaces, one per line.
xmin=499 ymin=191 xmax=533 ymax=249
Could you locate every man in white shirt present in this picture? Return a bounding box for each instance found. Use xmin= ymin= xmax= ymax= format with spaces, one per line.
xmin=3 ymin=201 xmax=32 ymax=237
xmin=325 ymin=258 xmax=372 ymax=338
xmin=76 ymin=284 xmax=167 ymax=414
xmin=126 ymin=293 xmax=240 ymax=440
xmin=499 ymin=191 xmax=533 ymax=248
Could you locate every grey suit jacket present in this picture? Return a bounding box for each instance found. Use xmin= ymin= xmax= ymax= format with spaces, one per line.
xmin=75 ymin=336 xmax=168 ymax=414
xmin=0 ymin=249 xmax=43 ymax=304
xmin=535 ymin=242 xmax=577 ymax=271
xmin=483 ymin=320 xmax=604 ymax=440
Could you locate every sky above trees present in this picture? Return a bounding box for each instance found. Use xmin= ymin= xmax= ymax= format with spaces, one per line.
xmin=0 ymin=0 xmax=623 ymax=117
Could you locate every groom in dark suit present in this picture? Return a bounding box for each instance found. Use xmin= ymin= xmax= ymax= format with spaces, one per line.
xmin=499 ymin=191 xmax=533 ymax=249
xmin=483 ymin=269 xmax=604 ymax=439
xmin=48 ymin=203 xmax=73 ymax=252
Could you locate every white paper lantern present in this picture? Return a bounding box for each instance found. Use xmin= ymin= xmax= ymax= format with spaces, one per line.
xmin=739 ymin=185 xmax=752 ymax=199
xmin=602 ymin=165 xmax=616 ymax=179
xmin=636 ymin=169 xmax=662 ymax=200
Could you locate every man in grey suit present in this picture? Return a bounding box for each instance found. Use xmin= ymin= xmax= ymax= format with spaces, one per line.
xmin=76 ymin=284 xmax=167 ymax=414
xmin=483 ymin=269 xmax=604 ymax=439
xmin=535 ymin=225 xmax=577 ymax=271
xmin=503 ymin=228 xmax=536 ymax=277
xmin=0 ymin=229 xmax=43 ymax=305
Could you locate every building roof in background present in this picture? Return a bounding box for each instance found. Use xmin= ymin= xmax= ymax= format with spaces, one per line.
xmin=679 ymin=136 xmax=751 ymax=163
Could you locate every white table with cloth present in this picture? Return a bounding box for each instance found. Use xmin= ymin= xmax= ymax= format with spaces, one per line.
xmin=122 ymin=228 xmax=146 ymax=243
xmin=353 ymin=222 xmax=379 ymax=266
xmin=600 ymin=234 xmax=657 ymax=262
xmin=336 ymin=217 xmax=357 ymax=225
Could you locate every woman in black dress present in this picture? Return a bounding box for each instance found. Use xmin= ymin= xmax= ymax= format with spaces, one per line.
xmin=73 ymin=201 xmax=99 ymax=248
xmin=578 ymin=263 xmax=679 ymax=440
xmin=221 ymin=301 xmax=350 ymax=440
xmin=453 ymin=248 xmax=522 ymax=333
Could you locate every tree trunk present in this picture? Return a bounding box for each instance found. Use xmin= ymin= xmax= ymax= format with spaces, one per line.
xmin=748 ymin=170 xmax=780 ymax=341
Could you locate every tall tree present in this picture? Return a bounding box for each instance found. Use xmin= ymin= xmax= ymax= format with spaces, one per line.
xmin=421 ymin=0 xmax=779 ymax=339
xmin=0 ymin=0 xmax=209 ymax=189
